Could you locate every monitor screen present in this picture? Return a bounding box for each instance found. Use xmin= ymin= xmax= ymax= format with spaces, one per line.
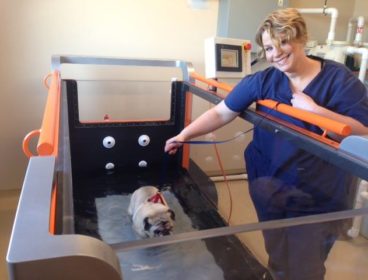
xmin=215 ymin=44 xmax=242 ymax=72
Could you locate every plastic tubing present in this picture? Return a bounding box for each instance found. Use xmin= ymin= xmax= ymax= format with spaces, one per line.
xmin=346 ymin=18 xmax=355 ymax=44
xmin=354 ymin=16 xmax=365 ymax=46
xmin=189 ymin=72 xmax=352 ymax=137
xmin=297 ymin=7 xmax=338 ymax=45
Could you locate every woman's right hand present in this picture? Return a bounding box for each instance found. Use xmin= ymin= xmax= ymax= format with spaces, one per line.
xmin=164 ymin=101 xmax=238 ymax=155
xmin=164 ymin=134 xmax=185 ymax=155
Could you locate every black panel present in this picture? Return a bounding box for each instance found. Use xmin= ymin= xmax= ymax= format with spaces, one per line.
xmin=65 ymin=80 xmax=185 ymax=175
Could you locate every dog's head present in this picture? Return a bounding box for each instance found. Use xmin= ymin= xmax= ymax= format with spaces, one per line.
xmin=142 ymin=207 xmax=175 ymax=238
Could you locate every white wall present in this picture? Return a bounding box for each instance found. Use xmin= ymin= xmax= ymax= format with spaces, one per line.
xmin=0 ymin=0 xmax=219 ymax=190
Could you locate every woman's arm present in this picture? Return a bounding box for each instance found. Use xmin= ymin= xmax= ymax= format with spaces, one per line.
xmin=164 ymin=100 xmax=239 ymax=154
xmin=291 ymin=91 xmax=368 ymax=138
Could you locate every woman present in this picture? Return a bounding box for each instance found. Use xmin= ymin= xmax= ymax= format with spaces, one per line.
xmin=165 ymin=8 xmax=368 ymax=280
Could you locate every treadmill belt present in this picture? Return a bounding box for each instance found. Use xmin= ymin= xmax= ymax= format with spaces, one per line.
xmin=96 ymin=191 xmax=225 ymax=279
xmin=72 ymin=167 xmax=272 ymax=280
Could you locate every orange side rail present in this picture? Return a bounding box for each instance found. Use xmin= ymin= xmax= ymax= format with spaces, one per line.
xmin=190 ymin=72 xmax=233 ymax=93
xmin=189 ymin=72 xmax=352 ymax=137
xmin=23 ymin=71 xmax=61 ymax=157
xmin=257 ymin=99 xmax=351 ymax=137
xmin=182 ymin=91 xmax=193 ymax=169
xmin=49 ymin=183 xmax=57 ymax=234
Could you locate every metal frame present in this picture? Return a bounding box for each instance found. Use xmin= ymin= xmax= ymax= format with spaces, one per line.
xmin=6 ymin=157 xmax=122 ymax=280
xmin=185 ymin=82 xmax=368 ymax=181
xmin=51 ymin=55 xmax=195 ymax=82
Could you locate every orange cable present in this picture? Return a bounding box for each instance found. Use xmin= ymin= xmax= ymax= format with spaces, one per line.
xmin=213 ymin=143 xmax=233 ymax=225
xmin=207 ymin=101 xmax=233 ymax=224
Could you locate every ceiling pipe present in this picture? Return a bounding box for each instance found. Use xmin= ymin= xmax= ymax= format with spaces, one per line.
xmin=354 ymin=16 xmax=365 ymax=47
xmin=297 ymin=7 xmax=338 ymax=45
xmin=346 ymin=17 xmax=356 ymax=44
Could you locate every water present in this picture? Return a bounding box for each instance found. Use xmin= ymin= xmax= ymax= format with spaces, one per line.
xmin=95 ymin=190 xmax=225 ymax=280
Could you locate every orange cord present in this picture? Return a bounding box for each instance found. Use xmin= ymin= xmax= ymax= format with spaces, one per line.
xmin=213 ymin=143 xmax=233 ymax=225
xmin=209 ymin=95 xmax=233 ymax=225
xmin=206 ymin=97 xmax=234 ymax=224
xmin=213 ymin=144 xmax=233 ymax=224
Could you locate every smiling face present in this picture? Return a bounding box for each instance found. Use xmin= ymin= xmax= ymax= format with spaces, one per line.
xmin=262 ymin=31 xmax=306 ymax=74
xmin=255 ymin=8 xmax=309 ymax=74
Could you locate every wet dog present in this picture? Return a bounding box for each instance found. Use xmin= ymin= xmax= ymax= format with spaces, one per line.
xmin=128 ymin=186 xmax=175 ymax=238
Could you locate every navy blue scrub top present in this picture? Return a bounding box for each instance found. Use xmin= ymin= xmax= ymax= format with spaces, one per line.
xmin=225 ymin=56 xmax=368 ymax=215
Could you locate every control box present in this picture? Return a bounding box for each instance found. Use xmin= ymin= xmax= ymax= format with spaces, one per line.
xmin=204 ymin=37 xmax=252 ymax=79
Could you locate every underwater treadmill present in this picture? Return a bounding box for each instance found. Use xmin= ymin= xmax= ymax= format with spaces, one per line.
xmin=7 ymin=56 xmax=273 ymax=280
xmin=7 ymin=56 xmax=368 ymax=280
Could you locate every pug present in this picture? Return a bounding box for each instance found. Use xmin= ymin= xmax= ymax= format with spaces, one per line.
xmin=128 ymin=186 xmax=175 ymax=238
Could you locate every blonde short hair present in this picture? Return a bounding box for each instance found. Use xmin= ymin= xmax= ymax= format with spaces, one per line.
xmin=255 ymin=8 xmax=308 ymax=58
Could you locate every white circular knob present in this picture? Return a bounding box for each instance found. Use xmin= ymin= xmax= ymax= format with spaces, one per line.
xmin=105 ymin=162 xmax=115 ymax=170
xmin=138 ymin=135 xmax=150 ymax=146
xmin=138 ymin=160 xmax=148 ymax=167
xmin=103 ymin=136 xmax=115 ymax=148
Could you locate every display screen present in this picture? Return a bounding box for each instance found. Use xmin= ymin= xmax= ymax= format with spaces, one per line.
xmin=215 ymin=44 xmax=242 ymax=72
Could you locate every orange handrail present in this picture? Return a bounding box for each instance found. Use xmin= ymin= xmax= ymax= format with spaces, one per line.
xmin=190 ymin=72 xmax=233 ymax=92
xmin=189 ymin=72 xmax=352 ymax=137
xmin=257 ymin=99 xmax=351 ymax=136
xmin=22 ymin=71 xmax=61 ymax=157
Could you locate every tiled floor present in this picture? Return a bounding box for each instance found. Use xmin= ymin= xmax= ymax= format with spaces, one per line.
xmin=1 ymin=181 xmax=368 ymax=280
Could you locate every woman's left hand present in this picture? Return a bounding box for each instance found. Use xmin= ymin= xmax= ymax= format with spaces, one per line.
xmin=291 ymin=91 xmax=368 ymax=136
xmin=290 ymin=91 xmax=320 ymax=113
